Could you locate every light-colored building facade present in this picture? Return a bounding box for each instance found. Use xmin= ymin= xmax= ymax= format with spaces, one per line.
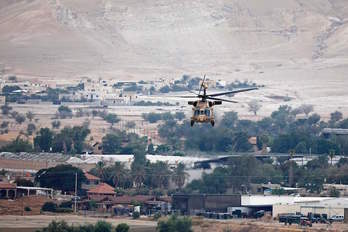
xmin=273 ymin=198 xmax=348 ymax=218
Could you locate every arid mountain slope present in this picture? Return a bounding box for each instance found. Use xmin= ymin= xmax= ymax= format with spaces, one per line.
xmin=1 ymin=0 xmax=348 ymax=114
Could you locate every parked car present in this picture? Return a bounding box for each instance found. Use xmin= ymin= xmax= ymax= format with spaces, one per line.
xmin=279 ymin=214 xmax=301 ymax=225
xmin=254 ymin=210 xmax=265 ymax=218
xmin=300 ymin=217 xmax=312 ymax=227
xmin=329 ymin=215 xmax=344 ymax=222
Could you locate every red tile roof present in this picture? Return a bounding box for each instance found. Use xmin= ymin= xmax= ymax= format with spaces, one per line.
xmin=84 ymin=172 xmax=100 ymax=181
xmin=88 ymin=183 xmax=115 ymax=195
xmin=0 ymin=182 xmax=16 ymax=189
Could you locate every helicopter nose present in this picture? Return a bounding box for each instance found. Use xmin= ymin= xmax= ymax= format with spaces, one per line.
xmin=198 ymin=116 xmax=205 ymax=121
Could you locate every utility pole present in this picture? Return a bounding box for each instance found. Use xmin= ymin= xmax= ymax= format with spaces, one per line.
xmin=289 ymin=150 xmax=294 ymax=187
xmin=74 ymin=172 xmax=77 ymax=213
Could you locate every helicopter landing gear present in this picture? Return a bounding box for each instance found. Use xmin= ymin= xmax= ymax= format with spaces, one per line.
xmin=190 ymin=120 xmax=194 ymax=127
xmin=211 ymin=120 xmax=215 ymax=127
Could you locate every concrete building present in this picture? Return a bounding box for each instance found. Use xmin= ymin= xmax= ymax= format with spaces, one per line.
xmin=172 ymin=194 xmax=241 ymax=214
xmin=273 ymin=198 xmax=348 ymax=218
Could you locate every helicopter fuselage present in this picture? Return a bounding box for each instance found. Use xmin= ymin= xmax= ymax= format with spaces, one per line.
xmin=190 ymin=100 xmax=219 ymax=126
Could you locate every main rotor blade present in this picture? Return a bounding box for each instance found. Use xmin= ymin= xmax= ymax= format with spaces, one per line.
xmin=198 ymin=74 xmax=206 ymax=96
xmin=207 ymin=87 xmax=258 ymax=97
xmin=176 ymin=95 xmax=199 ymax=98
xmin=207 ymin=97 xmax=238 ymax=103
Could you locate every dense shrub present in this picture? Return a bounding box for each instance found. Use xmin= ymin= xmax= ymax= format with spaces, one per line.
xmin=41 ymin=202 xmax=57 ymax=212
xmin=157 ymin=215 xmax=193 ymax=232
xmin=115 ymin=223 xmax=130 ymax=232
xmin=132 ymin=211 xmax=140 ymax=219
xmin=55 ymin=208 xmax=73 ymax=213
xmin=59 ymin=201 xmax=72 ymax=208
xmin=94 ymin=221 xmax=112 ymax=232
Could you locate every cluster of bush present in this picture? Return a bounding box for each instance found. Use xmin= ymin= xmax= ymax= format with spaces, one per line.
xmin=37 ymin=216 xmax=192 ymax=232
xmin=36 ymin=220 xmax=130 ymax=232
xmin=41 ymin=202 xmax=73 ymax=214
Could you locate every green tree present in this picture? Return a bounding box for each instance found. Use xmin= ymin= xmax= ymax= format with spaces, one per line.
xmin=57 ymin=105 xmax=73 ymax=119
xmin=329 ymin=111 xmax=343 ymax=126
xmin=147 ymin=143 xmax=155 ymax=154
xmin=110 ymin=162 xmax=128 ymax=188
xmin=15 ymin=113 xmax=26 ymax=124
xmin=41 ymin=202 xmax=57 ymax=212
xmin=0 ymin=121 xmax=9 ymax=129
xmin=172 ymin=163 xmax=188 ymax=189
xmin=34 ymin=128 xmax=53 ymax=152
xmin=94 ymin=221 xmax=112 ymax=232
xmin=299 ymin=104 xmax=314 ymax=117
xmin=142 ymin=112 xmax=162 ymax=123
xmin=131 ymin=150 xmax=147 ymax=188
xmin=159 ymin=85 xmax=171 ymax=93
xmin=0 ymin=137 xmax=33 ymax=152
xmin=51 ymin=120 xmax=61 ymax=129
xmin=15 ymin=178 xmax=34 ymax=187
xmin=102 ymin=133 xmax=122 ymax=154
xmin=51 ymin=126 xmax=90 ymax=154
xmin=157 ymin=215 xmax=193 ymax=232
xmin=155 ymin=144 xmax=171 ymax=154
xmin=248 ymin=100 xmax=261 ymax=115
xmin=35 ymin=165 xmax=86 ymax=192
xmin=1 ymin=103 xmax=12 ymax=115
xmin=220 ymin=111 xmax=238 ymax=128
xmin=95 ymin=161 xmax=106 ymax=180
xmin=26 ymin=111 xmax=34 ymax=121
xmin=116 ymin=223 xmax=130 ymax=232
xmin=27 ymin=123 xmax=36 ymax=135
xmin=145 ymin=161 xmax=172 ymax=189
xmin=104 ymin=113 xmax=120 ymax=128
xmin=40 ymin=220 xmax=68 ymax=232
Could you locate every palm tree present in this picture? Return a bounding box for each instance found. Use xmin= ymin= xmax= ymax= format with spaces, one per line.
xmin=172 ymin=163 xmax=189 ymax=189
xmin=132 ymin=163 xmax=145 ymax=188
xmin=150 ymin=161 xmax=172 ymax=189
xmin=111 ymin=162 xmax=128 ymax=188
xmin=329 ymin=150 xmax=335 ymax=166
xmin=95 ymin=160 xmax=106 ymax=179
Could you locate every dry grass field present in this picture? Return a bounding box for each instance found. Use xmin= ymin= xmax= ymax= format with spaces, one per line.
xmin=0 ymin=215 xmax=347 ymax=232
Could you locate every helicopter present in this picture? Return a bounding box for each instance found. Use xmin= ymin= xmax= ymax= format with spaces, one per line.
xmin=180 ymin=76 xmax=258 ymax=127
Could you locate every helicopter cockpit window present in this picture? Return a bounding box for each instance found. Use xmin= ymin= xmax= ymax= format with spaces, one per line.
xmin=194 ymin=110 xmax=199 ymax=116
xmin=205 ymin=109 xmax=210 ymax=116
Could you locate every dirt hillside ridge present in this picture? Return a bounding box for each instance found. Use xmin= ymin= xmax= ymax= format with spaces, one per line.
xmin=1 ymin=0 xmax=348 ymax=114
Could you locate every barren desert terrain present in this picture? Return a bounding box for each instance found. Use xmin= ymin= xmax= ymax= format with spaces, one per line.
xmin=1 ymin=0 xmax=348 ymax=115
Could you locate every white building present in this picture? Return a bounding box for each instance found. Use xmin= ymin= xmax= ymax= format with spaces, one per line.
xmin=273 ymin=198 xmax=348 ymax=218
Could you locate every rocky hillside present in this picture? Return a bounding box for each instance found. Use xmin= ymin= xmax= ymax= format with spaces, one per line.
xmin=1 ymin=0 xmax=348 ymax=114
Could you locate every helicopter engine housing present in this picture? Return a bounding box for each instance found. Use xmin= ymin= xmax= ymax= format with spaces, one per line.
xmin=214 ymin=101 xmax=222 ymax=105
